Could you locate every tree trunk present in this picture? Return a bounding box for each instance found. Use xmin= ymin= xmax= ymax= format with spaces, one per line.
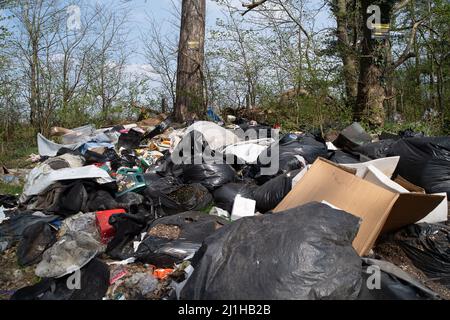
xmin=384 ymin=39 xmax=397 ymax=120
xmin=333 ymin=0 xmax=358 ymax=109
xmin=175 ymin=0 xmax=206 ymax=123
xmin=354 ymin=0 xmax=389 ymax=128
xmin=161 ymin=96 xmax=168 ymax=114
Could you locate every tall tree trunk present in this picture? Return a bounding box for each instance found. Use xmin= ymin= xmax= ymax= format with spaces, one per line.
xmin=355 ymin=0 xmax=390 ymax=128
xmin=384 ymin=39 xmax=397 ymax=120
xmin=175 ymin=0 xmax=206 ymax=122
xmin=333 ymin=0 xmax=358 ymax=109
xmin=161 ymin=96 xmax=168 ymax=114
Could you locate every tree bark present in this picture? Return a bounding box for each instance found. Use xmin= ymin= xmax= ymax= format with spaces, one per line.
xmin=333 ymin=0 xmax=358 ymax=110
xmin=175 ymin=0 xmax=206 ymax=122
xmin=354 ymin=0 xmax=391 ymax=128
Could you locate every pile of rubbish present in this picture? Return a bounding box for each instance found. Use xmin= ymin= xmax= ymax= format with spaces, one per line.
xmin=0 ymin=118 xmax=449 ymax=300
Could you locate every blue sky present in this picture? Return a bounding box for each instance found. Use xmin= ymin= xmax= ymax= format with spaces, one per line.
xmin=94 ymin=0 xmax=226 ymax=64
xmin=1 ymin=0 xmax=334 ymax=76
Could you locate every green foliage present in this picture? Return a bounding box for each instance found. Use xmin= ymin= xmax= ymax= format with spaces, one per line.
xmin=0 ymin=181 xmax=23 ymax=195
xmin=0 ymin=125 xmax=37 ymax=169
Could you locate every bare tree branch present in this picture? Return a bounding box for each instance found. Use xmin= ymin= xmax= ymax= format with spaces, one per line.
xmin=242 ymin=0 xmax=269 ymax=16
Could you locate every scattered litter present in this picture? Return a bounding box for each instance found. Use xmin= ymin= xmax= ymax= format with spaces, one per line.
xmin=2 ymin=119 xmax=448 ymax=300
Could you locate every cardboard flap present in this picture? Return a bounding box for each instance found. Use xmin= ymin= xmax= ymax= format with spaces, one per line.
xmin=274 ymin=158 xmax=399 ymax=256
xmin=363 ymin=165 xmax=409 ymax=193
xmin=342 ymin=156 xmax=400 ymax=178
xmin=394 ymin=176 xmax=426 ymax=193
xmin=383 ymin=193 xmax=446 ymax=233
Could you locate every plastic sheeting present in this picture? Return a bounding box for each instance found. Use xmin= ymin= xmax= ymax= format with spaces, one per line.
xmin=37 ymin=133 xmax=81 ymax=157
xmin=21 ymin=165 xmax=114 ymax=201
xmin=35 ymin=230 xmax=103 ymax=278
xmin=180 ymin=121 xmax=240 ymax=151
xmin=222 ymin=139 xmax=273 ymax=164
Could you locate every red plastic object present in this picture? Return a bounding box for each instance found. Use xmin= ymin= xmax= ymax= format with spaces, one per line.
xmin=96 ymin=209 xmax=126 ymax=244
xmin=153 ymin=268 xmax=174 ymax=280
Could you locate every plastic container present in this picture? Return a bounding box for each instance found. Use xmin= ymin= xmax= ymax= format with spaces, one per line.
xmin=116 ymin=168 xmax=147 ymax=197
xmin=96 ymin=209 xmax=126 ymax=244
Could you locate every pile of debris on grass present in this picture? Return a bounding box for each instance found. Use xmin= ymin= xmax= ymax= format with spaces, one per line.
xmin=1 ymin=116 xmax=449 ymax=300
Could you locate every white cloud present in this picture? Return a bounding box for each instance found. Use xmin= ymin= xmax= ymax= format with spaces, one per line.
xmin=124 ymin=63 xmax=154 ymax=77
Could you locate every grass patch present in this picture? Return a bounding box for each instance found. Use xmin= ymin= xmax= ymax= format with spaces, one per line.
xmin=0 ymin=181 xmax=23 ymax=195
xmin=0 ymin=144 xmax=37 ymax=169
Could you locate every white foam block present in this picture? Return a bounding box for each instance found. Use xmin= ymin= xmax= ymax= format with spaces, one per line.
xmin=231 ymin=195 xmax=256 ymax=221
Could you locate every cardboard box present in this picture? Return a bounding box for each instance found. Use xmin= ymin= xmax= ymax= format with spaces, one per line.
xmin=274 ymin=158 xmax=444 ymax=256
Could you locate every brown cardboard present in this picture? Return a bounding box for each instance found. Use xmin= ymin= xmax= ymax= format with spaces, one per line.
xmin=274 ymin=158 xmax=444 ymax=256
xmin=394 ymin=176 xmax=426 ymax=193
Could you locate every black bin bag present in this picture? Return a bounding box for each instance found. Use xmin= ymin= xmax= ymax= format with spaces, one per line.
xmin=143 ymin=180 xmax=213 ymax=217
xmin=11 ymin=258 xmax=110 ymax=300
xmin=135 ymin=211 xmax=228 ymax=268
xmin=387 ymin=137 xmax=450 ymax=196
xmin=17 ymin=221 xmax=56 ymax=267
xmin=357 ymin=258 xmax=440 ymax=300
xmin=395 ymin=223 xmax=450 ymax=289
xmin=352 ymin=139 xmax=396 ymax=160
xmin=213 ymin=183 xmax=257 ymax=213
xmin=253 ymin=170 xmax=300 ymax=213
xmin=181 ymin=163 xmax=236 ymax=191
xmin=181 ymin=202 xmax=363 ymax=300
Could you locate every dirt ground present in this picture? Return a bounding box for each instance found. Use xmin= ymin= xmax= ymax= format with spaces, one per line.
xmin=0 ymin=246 xmax=40 ymax=300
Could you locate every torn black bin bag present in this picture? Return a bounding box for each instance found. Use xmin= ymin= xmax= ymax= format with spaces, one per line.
xmin=111 ymin=150 xmax=141 ymax=171
xmin=17 ymin=221 xmax=56 ymax=267
xmin=118 ymin=128 xmax=144 ymax=149
xmin=135 ymin=211 xmax=228 ymax=268
xmin=379 ymin=132 xmax=400 ymax=141
xmin=353 ymin=139 xmax=396 ymax=160
xmin=395 ymin=223 xmax=450 ymax=289
xmin=116 ymin=192 xmax=149 ymax=215
xmin=143 ymin=182 xmax=213 ymax=217
xmin=357 ymin=258 xmax=440 ymax=300
xmin=0 ymin=194 xmax=18 ymax=209
xmin=31 ymin=181 xmax=118 ymax=216
xmin=87 ymin=190 xmax=118 ymax=212
xmin=258 ymin=134 xmax=327 ymax=174
xmin=333 ymin=122 xmax=372 ymax=151
xmin=83 ymin=148 xmax=120 ymax=164
xmin=29 ymin=181 xmax=88 ymax=217
xmin=399 ymin=129 xmax=425 ymax=139
xmin=181 ymin=164 xmax=236 ymax=191
xmin=0 ymin=212 xmax=59 ymax=252
xmin=387 ymin=137 xmax=450 ymax=196
xmin=106 ymin=214 xmax=148 ymax=260
xmin=279 ymin=134 xmax=328 ymax=164
xmin=10 ymin=258 xmax=110 ymax=300
xmin=213 ymin=183 xmax=257 ymax=213
xmin=143 ymin=172 xmax=164 ymax=185
xmin=253 ymin=170 xmax=300 ymax=213
xmin=181 ymin=202 xmax=362 ymax=300
xmin=327 ymin=150 xmax=361 ymax=164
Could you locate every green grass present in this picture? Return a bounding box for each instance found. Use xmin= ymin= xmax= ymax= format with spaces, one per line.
xmin=0 ymin=181 xmax=23 ymax=195
xmin=0 ymin=144 xmax=37 ymax=169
